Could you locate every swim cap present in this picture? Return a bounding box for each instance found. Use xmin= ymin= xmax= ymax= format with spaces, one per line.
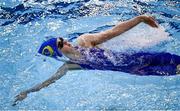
xmin=38 ymin=38 xmax=63 ymax=58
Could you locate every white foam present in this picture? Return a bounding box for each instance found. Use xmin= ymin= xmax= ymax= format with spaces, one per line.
xmin=100 ymin=23 xmax=170 ymax=51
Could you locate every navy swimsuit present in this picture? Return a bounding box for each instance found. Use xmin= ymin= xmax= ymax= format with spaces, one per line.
xmin=70 ymin=46 xmax=180 ymax=76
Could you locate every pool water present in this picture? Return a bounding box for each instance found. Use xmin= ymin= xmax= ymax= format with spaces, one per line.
xmin=0 ymin=0 xmax=180 ymax=110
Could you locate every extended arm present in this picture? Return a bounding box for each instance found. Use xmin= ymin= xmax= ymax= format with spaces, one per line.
xmin=94 ymin=15 xmax=158 ymax=45
xmin=13 ymin=62 xmax=81 ymax=106
xmin=77 ymin=15 xmax=158 ymax=47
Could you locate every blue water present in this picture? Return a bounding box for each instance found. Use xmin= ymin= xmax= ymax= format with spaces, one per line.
xmin=0 ymin=0 xmax=180 ymax=110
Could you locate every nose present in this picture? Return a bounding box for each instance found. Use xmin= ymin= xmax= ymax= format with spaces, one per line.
xmin=63 ymin=41 xmax=68 ymax=45
xmin=64 ymin=41 xmax=71 ymax=46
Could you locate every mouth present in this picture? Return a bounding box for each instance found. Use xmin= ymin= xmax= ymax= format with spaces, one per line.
xmin=64 ymin=41 xmax=72 ymax=47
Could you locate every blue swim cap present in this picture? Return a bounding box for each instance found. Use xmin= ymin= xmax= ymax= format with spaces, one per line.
xmin=38 ymin=38 xmax=63 ymax=58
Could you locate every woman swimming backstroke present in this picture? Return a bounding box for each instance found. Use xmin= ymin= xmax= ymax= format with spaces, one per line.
xmin=13 ymin=15 xmax=180 ymax=105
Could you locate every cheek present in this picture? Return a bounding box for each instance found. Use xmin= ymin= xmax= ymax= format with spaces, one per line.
xmin=61 ymin=45 xmax=72 ymax=53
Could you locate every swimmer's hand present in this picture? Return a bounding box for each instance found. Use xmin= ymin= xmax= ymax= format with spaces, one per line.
xmin=12 ymin=91 xmax=27 ymax=106
xmin=139 ymin=15 xmax=158 ymax=28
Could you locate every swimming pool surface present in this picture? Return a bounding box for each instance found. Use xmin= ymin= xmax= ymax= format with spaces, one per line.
xmin=0 ymin=0 xmax=180 ymax=110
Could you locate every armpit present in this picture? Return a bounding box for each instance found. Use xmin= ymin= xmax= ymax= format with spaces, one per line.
xmin=76 ymin=37 xmax=86 ymax=47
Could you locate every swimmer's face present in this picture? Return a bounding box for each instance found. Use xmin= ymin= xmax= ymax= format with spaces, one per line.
xmin=57 ymin=38 xmax=73 ymax=55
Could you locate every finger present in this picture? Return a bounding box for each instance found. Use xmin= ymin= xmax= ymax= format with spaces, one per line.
xmin=12 ymin=99 xmax=20 ymax=106
xmin=12 ymin=102 xmax=17 ymax=106
xmin=15 ymin=95 xmax=22 ymax=101
xmin=12 ymin=98 xmax=18 ymax=106
xmin=152 ymin=21 xmax=158 ymax=28
xmin=152 ymin=16 xmax=156 ymax=21
xmin=14 ymin=96 xmax=20 ymax=103
xmin=149 ymin=17 xmax=158 ymax=28
xmin=149 ymin=16 xmax=155 ymax=21
xmin=151 ymin=22 xmax=158 ymax=28
xmin=15 ymin=95 xmax=19 ymax=98
xmin=150 ymin=16 xmax=158 ymax=26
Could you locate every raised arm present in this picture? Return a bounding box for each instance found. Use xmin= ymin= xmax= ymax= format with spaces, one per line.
xmin=94 ymin=15 xmax=159 ymax=45
xmin=13 ymin=62 xmax=81 ymax=106
xmin=77 ymin=15 xmax=158 ymax=47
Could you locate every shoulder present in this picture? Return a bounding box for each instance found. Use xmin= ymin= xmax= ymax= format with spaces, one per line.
xmin=76 ymin=34 xmax=97 ymax=47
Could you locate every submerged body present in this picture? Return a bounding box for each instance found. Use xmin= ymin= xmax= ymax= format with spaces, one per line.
xmin=70 ymin=46 xmax=180 ymax=76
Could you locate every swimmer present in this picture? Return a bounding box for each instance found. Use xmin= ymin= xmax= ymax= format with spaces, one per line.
xmin=13 ymin=15 xmax=180 ymax=106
